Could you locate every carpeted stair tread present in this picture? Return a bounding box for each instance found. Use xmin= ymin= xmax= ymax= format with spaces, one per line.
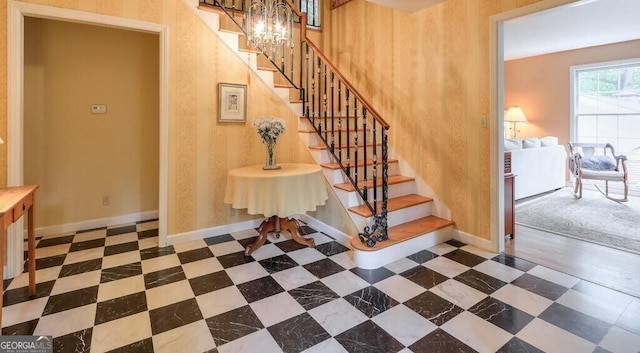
xmin=334 ymin=175 xmax=414 ymax=192
xmin=350 ymin=216 xmax=454 ymax=251
xmin=348 ymin=194 xmax=432 ymax=217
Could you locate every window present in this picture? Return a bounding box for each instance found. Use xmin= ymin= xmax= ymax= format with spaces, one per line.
xmin=571 ymin=59 xmax=640 ymax=190
xmin=300 ymin=0 xmax=321 ymax=28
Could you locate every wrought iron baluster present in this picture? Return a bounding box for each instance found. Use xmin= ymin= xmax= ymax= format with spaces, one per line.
xmin=322 ymin=63 xmax=328 ymax=143
xmin=205 ymin=0 xmax=389 ymax=247
xmin=372 ymin=118 xmax=378 ymax=215
xmin=345 ymin=89 xmax=351 ymax=178
xmin=311 ymin=51 xmax=316 ymax=126
xmin=330 ymin=72 xmax=335 ymax=154
xmin=353 ymin=99 xmax=359 ymax=187
xmin=362 ymin=108 xmax=368 ymax=203
xmin=303 ymin=44 xmax=309 ymax=117
xmin=337 ymin=81 xmax=342 ymax=163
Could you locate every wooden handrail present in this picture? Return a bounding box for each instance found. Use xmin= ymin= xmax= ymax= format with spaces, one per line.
xmin=302 ymin=39 xmax=390 ymax=130
xmin=284 ymin=0 xmax=388 ymax=130
xmin=283 ymin=0 xmax=304 ymax=17
xmin=204 ymin=0 xmax=390 ymax=247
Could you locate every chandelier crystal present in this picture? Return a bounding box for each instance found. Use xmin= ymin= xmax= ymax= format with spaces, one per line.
xmin=245 ymin=0 xmax=294 ymax=55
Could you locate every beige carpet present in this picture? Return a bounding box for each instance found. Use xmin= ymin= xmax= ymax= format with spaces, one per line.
xmin=515 ymin=188 xmax=640 ymax=254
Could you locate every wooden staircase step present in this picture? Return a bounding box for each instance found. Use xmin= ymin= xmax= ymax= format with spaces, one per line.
xmin=198 ymin=4 xmax=244 ymax=17
xmin=350 ymin=216 xmax=454 ymax=251
xmin=320 ymin=158 xmax=397 ymax=170
xmin=334 ymin=175 xmax=414 ymax=192
xmin=348 ymin=194 xmax=432 ymax=217
xmin=238 ymin=47 xmax=261 ymax=54
xmin=274 ymin=83 xmax=294 ymax=89
xmin=298 ymin=127 xmax=368 ymax=134
xmin=308 ymin=142 xmax=382 ymax=150
xmin=257 ymin=66 xmax=278 ymax=72
xmin=301 ymin=115 xmax=362 ymax=120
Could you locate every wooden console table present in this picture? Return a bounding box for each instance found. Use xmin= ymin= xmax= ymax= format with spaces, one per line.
xmin=0 ymin=185 xmax=39 ymax=326
xmin=504 ymin=173 xmax=515 ymax=238
xmin=224 ymin=163 xmax=328 ymax=255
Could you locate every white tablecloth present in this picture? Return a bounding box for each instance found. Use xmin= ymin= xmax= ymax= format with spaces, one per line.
xmin=224 ymin=163 xmax=328 ymax=218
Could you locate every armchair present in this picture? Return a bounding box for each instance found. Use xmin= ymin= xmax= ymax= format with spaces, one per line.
xmin=567 ymin=142 xmax=628 ymax=202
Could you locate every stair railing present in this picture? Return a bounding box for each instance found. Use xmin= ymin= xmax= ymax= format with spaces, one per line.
xmin=200 ymin=0 xmax=389 ymax=247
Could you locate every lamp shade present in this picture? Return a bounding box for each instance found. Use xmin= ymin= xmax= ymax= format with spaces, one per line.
xmin=505 ymin=106 xmax=527 ymax=122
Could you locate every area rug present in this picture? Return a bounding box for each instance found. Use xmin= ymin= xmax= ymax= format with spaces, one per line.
xmin=515 ymin=188 xmax=640 ymax=254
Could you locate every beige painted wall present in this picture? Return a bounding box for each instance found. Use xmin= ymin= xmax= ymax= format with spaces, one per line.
xmin=318 ymin=0 xmax=549 ymax=240
xmin=24 ymin=18 xmax=160 ymax=228
xmin=504 ymin=39 xmax=640 ymax=148
xmin=1 ymin=0 xmax=357 ymax=237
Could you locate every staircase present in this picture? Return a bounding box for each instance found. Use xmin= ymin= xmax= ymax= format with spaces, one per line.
xmin=193 ymin=0 xmax=455 ymax=269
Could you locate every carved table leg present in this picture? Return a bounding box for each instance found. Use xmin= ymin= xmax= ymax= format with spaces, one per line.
xmin=280 ymin=218 xmax=315 ymax=248
xmin=244 ymin=216 xmax=315 ymax=256
xmin=245 ymin=216 xmax=276 ymax=256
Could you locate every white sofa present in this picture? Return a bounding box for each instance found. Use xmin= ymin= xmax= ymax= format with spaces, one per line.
xmin=505 ymin=137 xmax=567 ymax=200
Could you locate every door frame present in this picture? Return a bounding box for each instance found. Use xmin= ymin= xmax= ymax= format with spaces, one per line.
xmin=7 ymin=1 xmax=169 ymax=278
xmin=489 ymin=0 xmax=577 ymax=253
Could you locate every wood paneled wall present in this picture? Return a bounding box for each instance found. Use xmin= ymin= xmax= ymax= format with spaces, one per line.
xmin=0 ymin=0 xmax=358 ymax=237
xmin=318 ymin=0 xmax=550 ymax=240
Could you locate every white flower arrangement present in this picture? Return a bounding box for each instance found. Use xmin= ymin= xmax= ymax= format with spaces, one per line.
xmin=251 ymin=117 xmax=286 ymax=143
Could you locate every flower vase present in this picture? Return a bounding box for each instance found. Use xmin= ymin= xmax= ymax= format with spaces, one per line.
xmin=263 ymin=139 xmax=280 ymax=170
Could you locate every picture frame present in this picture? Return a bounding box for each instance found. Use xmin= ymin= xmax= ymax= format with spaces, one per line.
xmin=218 ymin=83 xmax=247 ymax=123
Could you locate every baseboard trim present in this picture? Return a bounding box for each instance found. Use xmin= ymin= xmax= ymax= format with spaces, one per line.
xmin=166 ymin=215 xmax=354 ymax=248
xmin=453 ymin=229 xmax=494 ymax=252
xmin=34 ymin=211 xmax=159 ymax=238
xmin=297 ymin=214 xmax=354 ymax=247
xmin=166 ymin=219 xmax=264 ymax=245
xmin=353 ymin=226 xmax=453 ymax=269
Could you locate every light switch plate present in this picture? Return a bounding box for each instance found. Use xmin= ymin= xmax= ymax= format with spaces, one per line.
xmin=91 ymin=104 xmax=107 ymax=114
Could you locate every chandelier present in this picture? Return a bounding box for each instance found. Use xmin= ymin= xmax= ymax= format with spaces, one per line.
xmin=245 ymin=0 xmax=294 ymax=54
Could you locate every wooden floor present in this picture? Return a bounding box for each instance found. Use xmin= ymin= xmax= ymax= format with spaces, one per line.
xmin=506 ymin=225 xmax=640 ymax=298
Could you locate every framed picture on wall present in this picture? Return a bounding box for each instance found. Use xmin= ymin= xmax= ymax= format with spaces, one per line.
xmin=218 ymin=83 xmax=247 ymax=122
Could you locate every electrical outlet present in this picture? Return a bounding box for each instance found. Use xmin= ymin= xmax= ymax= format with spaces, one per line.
xmin=480 ymin=116 xmax=487 ymax=128
xmin=102 ymin=195 xmax=110 ymax=206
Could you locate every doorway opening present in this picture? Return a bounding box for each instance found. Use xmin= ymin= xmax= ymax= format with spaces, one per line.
xmin=7 ymin=1 xmax=169 ymax=278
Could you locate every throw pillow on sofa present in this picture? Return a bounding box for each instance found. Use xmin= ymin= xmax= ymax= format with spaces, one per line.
xmin=540 ymin=136 xmax=558 ymax=146
xmin=580 ymin=155 xmax=617 ymax=171
xmin=504 ymin=138 xmax=523 ymax=150
xmin=523 ymin=137 xmax=541 ymax=148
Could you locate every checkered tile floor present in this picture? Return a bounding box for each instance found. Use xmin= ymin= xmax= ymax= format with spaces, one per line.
xmin=2 ymin=219 xmax=640 ymax=353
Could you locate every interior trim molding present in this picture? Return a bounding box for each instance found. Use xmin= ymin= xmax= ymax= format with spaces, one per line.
xmin=330 ymin=0 xmax=354 ymax=10
xmin=32 ymin=211 xmax=160 ymax=239
xmin=489 ymin=0 xmax=576 ymax=256
xmin=7 ymin=1 xmax=169 ymax=278
xmin=166 ymin=219 xmax=264 ymax=245
xmin=453 ymin=229 xmax=493 ymax=253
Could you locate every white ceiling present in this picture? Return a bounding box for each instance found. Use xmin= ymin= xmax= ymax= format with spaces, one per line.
xmin=363 ymin=0 xmax=640 ymax=60
xmin=504 ymin=0 xmax=640 ymax=60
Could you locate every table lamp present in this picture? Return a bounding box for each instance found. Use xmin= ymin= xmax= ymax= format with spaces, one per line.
xmin=505 ymin=106 xmax=527 ymax=138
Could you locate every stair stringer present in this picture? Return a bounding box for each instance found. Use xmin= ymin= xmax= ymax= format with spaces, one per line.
xmin=388 ymin=147 xmax=453 ymax=221
xmin=182 ymin=0 xmax=303 ymax=117
xmin=298 ymin=117 xmax=452 ymax=233
xmin=188 ymin=1 xmax=456 ymax=266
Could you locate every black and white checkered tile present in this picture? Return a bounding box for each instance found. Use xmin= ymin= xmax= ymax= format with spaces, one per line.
xmin=2 ymin=220 xmax=640 ymax=352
